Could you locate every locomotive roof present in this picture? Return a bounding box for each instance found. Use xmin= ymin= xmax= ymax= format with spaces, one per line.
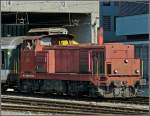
xmin=39 ymin=34 xmax=74 ymax=39
xmin=23 ymin=34 xmax=74 ymax=41
xmin=1 ymin=36 xmax=38 ymax=49
xmin=28 ymin=27 xmax=68 ymax=34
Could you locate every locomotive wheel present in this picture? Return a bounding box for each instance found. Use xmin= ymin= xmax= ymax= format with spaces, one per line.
xmin=113 ymin=87 xmax=136 ymax=98
xmin=20 ymin=80 xmax=33 ymax=93
xmin=1 ymin=83 xmax=8 ymax=92
xmin=113 ymin=88 xmax=121 ymax=97
xmin=89 ymin=86 xmax=98 ymax=98
xmin=129 ymin=86 xmax=136 ymax=97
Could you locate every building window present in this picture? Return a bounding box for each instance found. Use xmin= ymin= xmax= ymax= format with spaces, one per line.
xmin=114 ymin=16 xmax=116 ymax=32
xmin=126 ymin=34 xmax=149 ymax=40
xmin=114 ymin=1 xmax=120 ymax=6
xmin=1 ymin=51 xmax=5 ymax=68
xmin=103 ymin=2 xmax=111 ymax=6
xmin=102 ymin=16 xmax=111 ymax=31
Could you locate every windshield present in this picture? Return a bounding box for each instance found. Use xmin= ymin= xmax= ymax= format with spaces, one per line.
xmin=40 ymin=35 xmax=79 ymax=46
xmin=40 ymin=37 xmax=52 ymax=46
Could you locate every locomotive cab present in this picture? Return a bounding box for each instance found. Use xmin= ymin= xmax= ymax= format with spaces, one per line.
xmin=20 ymin=38 xmax=37 ymax=80
xmin=21 ymin=34 xmax=79 ymax=51
xmin=27 ymin=27 xmax=79 ymax=46
xmin=39 ymin=34 xmax=79 ymax=46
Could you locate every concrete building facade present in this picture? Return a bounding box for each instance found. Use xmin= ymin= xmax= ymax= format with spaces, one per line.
xmin=1 ymin=1 xmax=99 ymax=43
xmin=100 ymin=1 xmax=148 ymax=42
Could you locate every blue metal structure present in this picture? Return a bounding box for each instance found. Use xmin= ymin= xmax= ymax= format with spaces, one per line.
xmin=116 ymin=14 xmax=148 ymax=35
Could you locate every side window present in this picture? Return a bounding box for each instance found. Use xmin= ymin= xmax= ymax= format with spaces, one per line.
xmin=107 ymin=63 xmax=111 ymax=74
xmin=25 ymin=40 xmax=32 ymax=50
xmin=102 ymin=16 xmax=111 ymax=31
xmin=103 ymin=2 xmax=111 ymax=6
xmin=40 ymin=37 xmax=52 ymax=46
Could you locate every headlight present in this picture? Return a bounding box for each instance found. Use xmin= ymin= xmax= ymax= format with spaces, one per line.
xmin=124 ymin=59 xmax=128 ymax=63
xmin=114 ymin=69 xmax=118 ymax=74
xmin=135 ymin=69 xmax=139 ymax=74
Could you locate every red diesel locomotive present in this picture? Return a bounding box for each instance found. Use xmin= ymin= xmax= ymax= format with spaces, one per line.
xmin=17 ymin=33 xmax=141 ymax=98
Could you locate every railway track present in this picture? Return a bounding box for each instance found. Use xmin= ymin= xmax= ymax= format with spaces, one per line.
xmin=2 ymin=91 xmax=149 ymax=105
xmin=1 ymin=95 xmax=149 ymax=115
xmin=103 ymin=97 xmax=149 ymax=105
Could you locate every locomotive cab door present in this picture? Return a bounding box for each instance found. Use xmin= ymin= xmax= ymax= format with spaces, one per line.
xmin=20 ymin=39 xmax=36 ymax=78
xmin=90 ymin=50 xmax=105 ymax=75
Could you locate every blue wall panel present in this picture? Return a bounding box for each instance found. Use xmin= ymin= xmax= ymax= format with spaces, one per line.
xmin=116 ymin=14 xmax=148 ymax=35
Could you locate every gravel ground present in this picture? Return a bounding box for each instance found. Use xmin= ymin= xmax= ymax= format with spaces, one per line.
xmin=1 ymin=111 xmax=149 ymax=116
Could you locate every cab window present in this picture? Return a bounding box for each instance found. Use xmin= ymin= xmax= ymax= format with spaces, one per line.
xmin=22 ymin=40 xmax=34 ymax=50
xmin=40 ymin=37 xmax=52 ymax=46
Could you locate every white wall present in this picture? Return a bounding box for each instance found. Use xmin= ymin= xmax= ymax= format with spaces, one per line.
xmin=1 ymin=1 xmax=99 ymax=43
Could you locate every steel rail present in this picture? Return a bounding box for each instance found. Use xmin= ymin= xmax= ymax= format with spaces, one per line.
xmin=1 ymin=96 xmax=149 ymax=115
xmin=2 ymin=92 xmax=149 ymax=105
xmin=1 ymin=103 xmax=148 ymax=115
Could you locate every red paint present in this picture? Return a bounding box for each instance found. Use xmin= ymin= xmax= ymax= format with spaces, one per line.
xmin=97 ymin=27 xmax=103 ymax=45
xmin=88 ymin=51 xmax=91 ymax=72
xmin=20 ymin=50 xmax=35 ymax=75
xmin=55 ymin=49 xmax=80 ymax=73
xmin=20 ymin=35 xmax=141 ymax=88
